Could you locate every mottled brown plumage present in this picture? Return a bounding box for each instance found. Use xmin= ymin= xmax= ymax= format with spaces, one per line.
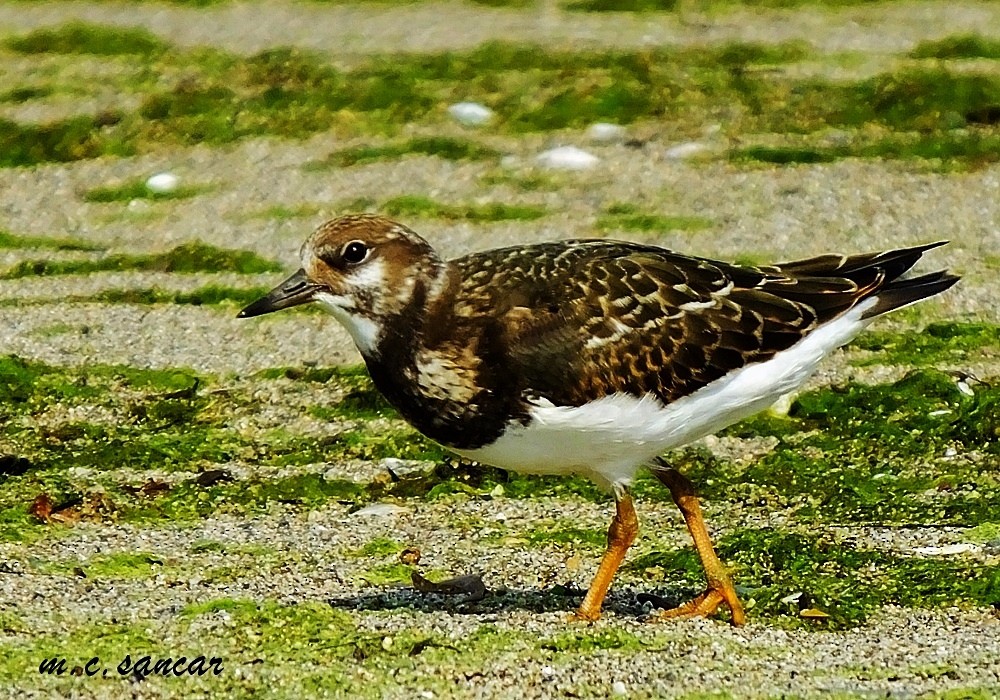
xmin=449 ymin=238 xmax=955 ymax=413
xmin=239 ymin=214 xmax=958 ymax=624
xmin=240 ymin=215 xmax=957 ymax=451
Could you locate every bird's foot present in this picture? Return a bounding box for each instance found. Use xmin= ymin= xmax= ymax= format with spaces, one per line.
xmin=568 ymin=609 xmax=600 ymax=623
xmin=649 ymin=578 xmax=745 ymax=626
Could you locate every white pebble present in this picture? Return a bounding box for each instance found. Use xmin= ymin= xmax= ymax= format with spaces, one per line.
xmin=541 ymin=665 xmax=555 ymax=679
xmin=145 ymin=172 xmax=180 ymax=193
xmin=352 ymin=502 xmax=409 ymax=517
xmin=448 ymin=102 xmax=493 ymax=126
xmin=536 ymin=146 xmax=599 ymax=170
xmin=912 ymin=543 xmax=979 ymax=556
xmin=664 ymin=142 xmax=710 ymax=160
xmin=612 ymin=680 xmax=628 ymax=696
xmin=587 ymin=122 xmax=626 ymax=142
xmin=779 ymin=591 xmax=803 ymax=604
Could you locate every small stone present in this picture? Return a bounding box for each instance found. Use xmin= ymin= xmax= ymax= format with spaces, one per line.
xmin=448 ymin=102 xmax=493 ymax=126
xmin=664 ymin=142 xmax=710 ymax=160
xmin=352 ymin=503 xmax=409 ymax=517
xmin=541 ymin=665 xmax=555 ymax=679
xmin=536 ymin=146 xmax=599 ymax=170
xmin=912 ymin=543 xmax=979 ymax=556
xmin=587 ymin=122 xmax=626 ymax=142
xmin=146 ymin=172 xmax=180 ymax=193
xmin=612 ymin=680 xmax=628 ymax=696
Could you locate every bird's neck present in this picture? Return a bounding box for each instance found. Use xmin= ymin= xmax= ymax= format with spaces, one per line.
xmin=358 ymin=264 xmax=519 ymax=449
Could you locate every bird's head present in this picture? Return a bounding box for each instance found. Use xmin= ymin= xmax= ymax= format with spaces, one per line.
xmin=238 ymin=214 xmax=445 ymax=357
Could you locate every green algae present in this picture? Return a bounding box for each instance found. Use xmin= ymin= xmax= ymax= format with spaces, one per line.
xmin=597 ymin=203 xmax=712 ymax=233
xmin=0 ymin=231 xmax=102 ymax=252
xmin=380 ymin=195 xmax=547 ymax=222
xmin=910 ymin=35 xmax=1000 ymax=60
xmin=631 ymin=529 xmax=1000 ymax=627
xmin=83 ymin=180 xmax=210 ymax=203
xmin=674 ymin=369 xmax=1000 ymax=525
xmin=40 ymin=551 xmax=175 ymax=579
xmin=732 ymin=131 xmax=1000 ymax=170
xmin=3 ymin=32 xmax=999 ymax=170
xmin=6 ymin=22 xmax=168 ymax=56
xmin=524 ymin=523 xmax=606 ymax=549
xmin=350 ymin=536 xmax=404 ymax=558
xmin=0 ymin=115 xmax=124 ymax=167
xmin=1 ymin=242 xmax=281 ymax=279
xmin=79 ymin=285 xmax=277 ymax=308
xmin=849 ymin=322 xmax=1000 ymax=366
xmin=565 ymin=0 xmax=678 ymax=11
xmin=539 ymin=628 xmax=644 ymax=652
xmin=317 ymin=137 xmax=501 ymax=168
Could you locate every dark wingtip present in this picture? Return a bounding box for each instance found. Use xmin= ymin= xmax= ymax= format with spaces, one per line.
xmin=863 ymin=269 xmax=961 ymax=318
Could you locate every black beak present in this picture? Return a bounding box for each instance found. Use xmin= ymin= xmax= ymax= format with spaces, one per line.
xmin=238 ymin=269 xmax=321 ymax=318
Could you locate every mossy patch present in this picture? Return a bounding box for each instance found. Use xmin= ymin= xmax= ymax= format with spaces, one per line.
xmin=0 ymin=232 xmax=102 ymax=252
xmin=539 ymin=628 xmax=644 ymax=652
xmin=565 ymin=0 xmax=678 ymax=12
xmin=242 ymin=204 xmax=323 ymax=221
xmin=4 ymin=38 xmax=998 ymax=169
xmin=0 ymin=85 xmax=55 ymax=103
xmin=675 ymin=369 xmax=1000 ymax=525
xmin=380 ymin=195 xmax=547 ymax=222
xmin=82 ymin=179 xmax=210 ymax=203
xmin=732 ymin=131 xmax=1000 ymax=170
xmin=79 ymin=285 xmax=278 ymax=308
xmin=41 ymin=551 xmax=173 ymax=579
xmin=1 ymin=242 xmax=281 ymax=279
xmin=349 ymin=536 xmax=403 ymax=558
xmin=6 ymin=22 xmax=168 ymax=57
xmin=849 ymin=322 xmax=1000 ymax=366
xmin=355 ymin=562 xmax=414 ymax=586
xmin=631 ymin=529 xmax=1000 ymax=627
xmin=524 ymin=523 xmax=606 ymax=549
xmin=0 ymin=620 xmax=164 ymax=680
xmin=597 ymin=203 xmax=712 ymax=233
xmin=316 ymin=137 xmax=501 ymax=168
xmin=910 ymin=35 xmax=1000 ymax=60
xmin=0 ymin=116 xmax=126 ymax=167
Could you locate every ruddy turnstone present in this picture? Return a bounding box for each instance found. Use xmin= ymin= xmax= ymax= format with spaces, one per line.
xmin=239 ymin=214 xmax=958 ymax=625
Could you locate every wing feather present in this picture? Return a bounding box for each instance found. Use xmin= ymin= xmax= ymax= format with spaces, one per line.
xmin=447 ymin=239 xmax=949 ymax=408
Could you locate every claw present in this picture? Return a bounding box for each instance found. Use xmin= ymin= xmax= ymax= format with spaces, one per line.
xmin=651 ymin=584 xmax=746 ymax=626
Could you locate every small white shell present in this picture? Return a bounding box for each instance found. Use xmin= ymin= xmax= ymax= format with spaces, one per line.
xmin=664 ymin=142 xmax=710 ymax=160
xmin=536 ymin=145 xmax=599 ymax=170
xmin=587 ymin=122 xmax=626 ymax=142
xmin=447 ymin=102 xmax=493 ymax=126
xmin=145 ymin=172 xmax=179 ymax=193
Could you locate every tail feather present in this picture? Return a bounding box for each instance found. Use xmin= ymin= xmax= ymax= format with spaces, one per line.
xmin=773 ymin=241 xmax=958 ymax=320
xmin=863 ymin=270 xmax=961 ymax=318
xmin=778 ymin=241 xmax=949 ymax=280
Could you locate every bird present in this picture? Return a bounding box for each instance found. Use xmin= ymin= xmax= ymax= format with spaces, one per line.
xmin=238 ymin=214 xmax=959 ymax=625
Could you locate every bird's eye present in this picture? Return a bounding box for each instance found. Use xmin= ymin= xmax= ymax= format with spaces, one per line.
xmin=341 ymin=240 xmax=369 ymax=265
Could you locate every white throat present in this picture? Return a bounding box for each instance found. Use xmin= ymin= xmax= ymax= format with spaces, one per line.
xmin=314 ymin=291 xmax=383 ymax=356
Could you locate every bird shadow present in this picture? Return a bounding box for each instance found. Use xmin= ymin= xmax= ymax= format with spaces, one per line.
xmin=328 ymin=582 xmax=696 ymax=618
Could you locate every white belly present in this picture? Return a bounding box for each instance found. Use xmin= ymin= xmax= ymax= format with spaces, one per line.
xmin=454 ymin=299 xmax=875 ymax=491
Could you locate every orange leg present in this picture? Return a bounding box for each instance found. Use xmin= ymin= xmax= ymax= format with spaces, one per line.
xmin=574 ymin=491 xmax=638 ymax=621
xmin=651 ymin=464 xmax=745 ymax=626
